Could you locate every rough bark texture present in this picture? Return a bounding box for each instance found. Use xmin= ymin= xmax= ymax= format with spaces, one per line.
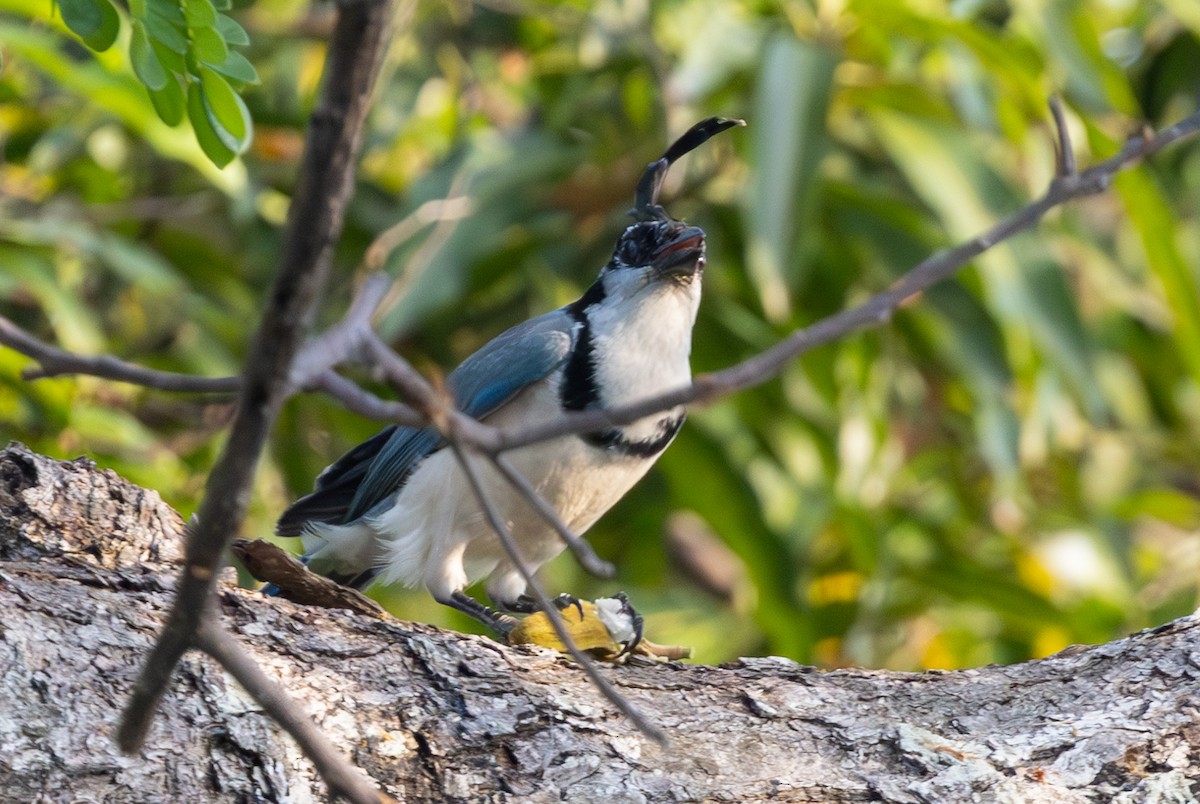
xmin=1 ymin=442 xmax=1198 ymax=803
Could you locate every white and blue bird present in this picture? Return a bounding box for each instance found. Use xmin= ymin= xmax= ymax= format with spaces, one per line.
xmin=275 ymin=118 xmax=743 ymax=633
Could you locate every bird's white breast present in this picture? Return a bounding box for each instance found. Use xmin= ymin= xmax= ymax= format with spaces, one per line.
xmin=585 ymin=279 xmax=699 ymax=439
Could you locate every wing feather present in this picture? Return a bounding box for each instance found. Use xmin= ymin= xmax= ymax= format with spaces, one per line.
xmin=276 ymin=309 xmax=577 ymax=534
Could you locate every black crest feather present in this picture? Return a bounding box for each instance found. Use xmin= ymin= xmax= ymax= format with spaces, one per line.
xmin=633 ymin=117 xmax=745 ymax=218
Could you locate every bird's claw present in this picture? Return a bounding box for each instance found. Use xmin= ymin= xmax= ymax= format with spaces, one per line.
xmin=551 ymin=592 xmax=585 ymax=620
xmin=611 ymin=591 xmax=644 ymax=658
xmin=500 ymin=592 xmax=584 ymax=620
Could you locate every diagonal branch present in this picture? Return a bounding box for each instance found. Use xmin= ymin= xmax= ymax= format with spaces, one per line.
xmin=445 ymin=436 xmax=667 ymax=745
xmin=0 ymin=314 xmax=240 ymax=392
xmin=490 ymin=452 xmax=616 ymax=578
xmin=6 ymin=108 xmax=1197 ymax=454
xmin=116 ymin=1 xmax=396 ymax=789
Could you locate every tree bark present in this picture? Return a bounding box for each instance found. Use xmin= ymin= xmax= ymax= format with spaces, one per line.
xmin=1 ymin=442 xmax=1198 ymax=803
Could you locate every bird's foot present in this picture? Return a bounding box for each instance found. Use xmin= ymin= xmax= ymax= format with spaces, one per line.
xmin=596 ymin=591 xmax=643 ymax=658
xmin=499 ymin=592 xmax=584 ymax=620
xmin=446 ymin=590 xmax=519 ymax=636
xmin=505 ymin=591 xmax=677 ymax=662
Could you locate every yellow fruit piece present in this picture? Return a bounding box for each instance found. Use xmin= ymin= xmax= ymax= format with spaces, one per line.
xmin=507 ymin=601 xmax=621 ymax=656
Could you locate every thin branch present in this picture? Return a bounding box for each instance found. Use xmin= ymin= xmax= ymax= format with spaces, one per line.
xmin=1049 ymin=96 xmax=1076 ymax=177
xmin=365 ymin=188 xmax=472 ymax=275
xmin=118 ymin=0 xmax=396 ymax=764
xmin=490 ymin=453 xmax=616 ymax=578
xmin=360 ymin=331 xmax=449 ymax=417
xmin=195 ymin=615 xmax=393 ymax=804
xmin=446 ymin=437 xmax=667 ymax=745
xmin=0 ymin=314 xmax=240 ymax=392
xmin=309 ymin=370 xmax=425 ymax=427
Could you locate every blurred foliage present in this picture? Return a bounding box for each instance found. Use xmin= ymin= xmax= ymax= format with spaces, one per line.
xmin=2 ymin=0 xmax=1199 ymax=670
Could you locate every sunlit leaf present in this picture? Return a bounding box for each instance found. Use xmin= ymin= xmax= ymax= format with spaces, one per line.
xmin=191 ymin=25 xmax=229 ymax=65
xmin=208 ymin=50 xmax=259 ymax=86
xmin=144 ymin=5 xmax=189 ymax=54
xmin=199 ymin=66 xmax=250 ymax=153
xmin=147 ymin=75 xmax=185 ymax=125
xmin=183 ymin=0 xmax=217 ymax=28
xmin=186 ymin=79 xmax=235 ymax=167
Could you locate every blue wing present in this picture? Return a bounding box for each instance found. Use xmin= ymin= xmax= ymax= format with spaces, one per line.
xmin=275 ymin=309 xmax=577 ymax=535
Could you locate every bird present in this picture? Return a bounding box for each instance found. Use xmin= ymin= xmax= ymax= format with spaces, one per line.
xmin=273 ymin=117 xmax=744 ymax=634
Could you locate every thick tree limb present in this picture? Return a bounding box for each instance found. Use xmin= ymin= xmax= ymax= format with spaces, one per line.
xmin=4 ymin=443 xmax=1200 ymax=802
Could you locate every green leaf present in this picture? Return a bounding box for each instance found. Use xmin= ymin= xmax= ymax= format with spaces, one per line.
xmin=1116 ymin=167 xmax=1200 ymax=386
xmin=147 ymin=0 xmax=186 ymax=26
xmin=199 ymin=66 xmax=249 ymax=150
xmin=211 ymin=0 xmax=232 ymax=9
xmin=214 ymin=13 xmax=249 ymax=46
xmin=208 ymin=50 xmax=259 ymax=86
xmin=144 ymin=5 xmax=188 ymax=54
xmin=57 ymin=0 xmax=120 ymax=52
xmin=150 ymin=37 xmax=187 ymax=74
xmin=148 ymin=76 xmax=185 ymax=126
xmin=130 ymin=20 xmax=169 ymax=92
xmin=186 ymin=79 xmax=235 ymax=166
xmin=128 ymin=0 xmax=146 ymax=18
xmin=191 ymin=25 xmax=229 ymax=65
xmin=184 ymin=0 xmax=217 ymax=28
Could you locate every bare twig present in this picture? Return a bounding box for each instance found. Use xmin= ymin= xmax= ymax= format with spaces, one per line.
xmin=195 ymin=616 xmax=392 ymax=804
xmin=446 ymin=437 xmax=667 ymax=745
xmin=231 ymin=538 xmax=385 ymax=616
xmin=491 ymin=452 xmax=616 ymax=578
xmin=309 ymin=369 xmax=425 ymax=426
xmin=1049 ymin=96 xmax=1077 ymax=177
xmin=117 ymin=2 xmax=396 ymax=790
xmin=7 ymin=108 xmax=1198 ymax=450
xmin=0 ymin=314 xmax=240 ymax=392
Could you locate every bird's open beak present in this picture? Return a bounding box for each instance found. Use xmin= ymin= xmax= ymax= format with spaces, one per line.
xmin=652 ymin=226 xmax=706 ymax=279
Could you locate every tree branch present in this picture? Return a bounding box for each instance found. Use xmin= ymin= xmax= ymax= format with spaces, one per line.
xmin=465 ymin=106 xmax=1200 ymax=454
xmin=0 ymin=314 xmax=240 ymax=392
xmin=490 ymin=452 xmax=616 ymax=578
xmin=117 ymin=1 xmax=396 ymax=792
xmin=11 ymin=109 xmax=1197 ymax=466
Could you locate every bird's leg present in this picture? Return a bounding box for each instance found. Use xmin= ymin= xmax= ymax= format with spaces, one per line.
xmin=500 ymin=592 xmax=585 ymax=620
xmin=444 ymin=591 xmax=518 ymax=636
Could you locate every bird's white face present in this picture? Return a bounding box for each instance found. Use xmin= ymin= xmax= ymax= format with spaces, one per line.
xmin=597 ymin=219 xmax=706 ymax=307
xmin=567 ymin=218 xmax=704 ymax=422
